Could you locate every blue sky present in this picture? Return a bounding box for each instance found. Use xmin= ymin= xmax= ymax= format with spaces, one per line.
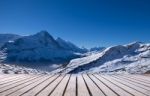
xmin=0 ymin=0 xmax=150 ymax=48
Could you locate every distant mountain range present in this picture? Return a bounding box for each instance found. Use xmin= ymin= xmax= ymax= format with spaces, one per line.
xmin=0 ymin=31 xmax=150 ymax=74
xmin=0 ymin=31 xmax=87 ymax=63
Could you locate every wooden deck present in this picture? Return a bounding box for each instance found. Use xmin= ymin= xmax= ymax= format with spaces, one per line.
xmin=0 ymin=74 xmax=150 ymax=96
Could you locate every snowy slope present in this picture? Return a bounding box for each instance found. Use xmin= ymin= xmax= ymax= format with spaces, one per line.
xmin=0 ymin=31 xmax=80 ymax=63
xmin=52 ymin=42 xmax=150 ymax=74
xmin=0 ymin=63 xmax=48 ymax=74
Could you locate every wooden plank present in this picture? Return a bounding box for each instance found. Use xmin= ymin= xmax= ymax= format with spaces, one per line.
xmin=50 ymin=74 xmax=71 ymax=96
xmin=113 ymin=75 xmax=150 ymax=91
xmin=0 ymin=75 xmax=35 ymax=86
xmin=101 ymin=75 xmax=147 ymax=96
xmin=0 ymin=75 xmax=17 ymax=80
xmin=0 ymin=74 xmax=149 ymax=96
xmin=117 ymin=75 xmax=150 ymax=87
xmin=21 ymin=75 xmax=59 ymax=96
xmin=136 ymin=75 xmax=150 ymax=82
xmin=82 ymin=74 xmax=105 ymax=96
xmin=88 ymin=74 xmax=118 ymax=96
xmin=0 ymin=75 xmax=41 ymax=93
xmin=0 ymin=76 xmax=27 ymax=85
xmin=0 ymin=75 xmax=33 ymax=88
xmin=64 ymin=74 xmax=76 ymax=96
xmin=111 ymin=76 xmax=150 ymax=95
xmin=0 ymin=75 xmax=26 ymax=83
xmin=77 ymin=74 xmax=90 ymax=96
xmin=37 ymin=75 xmax=65 ymax=96
xmin=0 ymin=74 xmax=21 ymax=78
xmin=133 ymin=75 xmax=150 ymax=81
xmin=94 ymin=74 xmax=133 ymax=96
xmin=0 ymin=75 xmax=45 ymax=96
xmin=123 ymin=75 xmax=150 ymax=84
xmin=8 ymin=75 xmax=51 ymax=96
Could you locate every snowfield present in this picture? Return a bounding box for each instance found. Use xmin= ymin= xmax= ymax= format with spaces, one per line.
xmin=52 ymin=42 xmax=150 ymax=74
xmin=0 ymin=63 xmax=48 ymax=74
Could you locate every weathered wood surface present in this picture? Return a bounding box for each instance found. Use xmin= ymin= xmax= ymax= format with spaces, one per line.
xmin=0 ymin=74 xmax=149 ymax=96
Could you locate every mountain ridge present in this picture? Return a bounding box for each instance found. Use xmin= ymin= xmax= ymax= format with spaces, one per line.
xmin=0 ymin=31 xmax=86 ymax=63
xmin=52 ymin=42 xmax=150 ymax=74
xmin=0 ymin=31 xmax=149 ymax=74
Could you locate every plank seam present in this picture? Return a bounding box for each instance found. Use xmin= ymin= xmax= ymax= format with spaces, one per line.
xmin=18 ymin=75 xmax=55 ymax=96
xmin=82 ymin=74 xmax=92 ymax=96
xmin=98 ymin=75 xmax=135 ymax=96
xmin=110 ymin=76 xmax=149 ymax=96
xmin=121 ymin=75 xmax=150 ymax=85
xmin=0 ymin=76 xmax=34 ymax=88
xmin=87 ymin=74 xmax=107 ymax=96
xmin=112 ymin=76 xmax=150 ymax=91
xmin=62 ymin=74 xmax=71 ymax=96
xmin=34 ymin=75 xmax=60 ymax=96
xmin=5 ymin=76 xmax=46 ymax=96
xmin=0 ymin=75 xmax=43 ymax=93
xmin=127 ymin=75 xmax=150 ymax=83
xmin=93 ymin=74 xmax=120 ymax=96
xmin=48 ymin=75 xmax=66 ymax=96
xmin=76 ymin=75 xmax=78 ymax=96
xmin=0 ymin=75 xmax=28 ymax=85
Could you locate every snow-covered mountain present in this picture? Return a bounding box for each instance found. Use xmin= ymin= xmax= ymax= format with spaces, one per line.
xmin=0 ymin=31 xmax=84 ymax=63
xmin=52 ymin=42 xmax=150 ymax=74
xmin=0 ymin=32 xmax=150 ymax=74
xmin=56 ymin=37 xmax=88 ymax=53
xmin=0 ymin=34 xmax=20 ymax=47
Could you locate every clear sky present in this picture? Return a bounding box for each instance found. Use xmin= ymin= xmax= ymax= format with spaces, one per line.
xmin=0 ymin=0 xmax=150 ymax=48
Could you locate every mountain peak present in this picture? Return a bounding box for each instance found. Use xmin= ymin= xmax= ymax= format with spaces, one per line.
xmin=34 ymin=30 xmax=58 ymax=46
xmin=35 ymin=30 xmax=50 ymax=37
xmin=126 ymin=41 xmax=143 ymax=46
